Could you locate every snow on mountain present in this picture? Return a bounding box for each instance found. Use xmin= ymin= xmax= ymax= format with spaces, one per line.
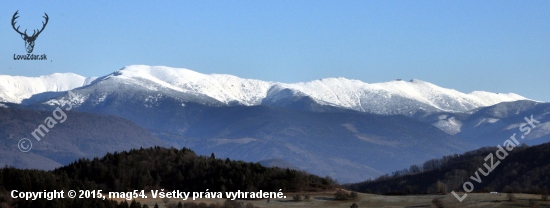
xmin=0 ymin=73 xmax=96 ymax=104
xmin=109 ymin=65 xmax=272 ymax=106
xmin=100 ymin=65 xmax=527 ymax=115
xmin=468 ymin=91 xmax=528 ymax=106
xmin=2 ymin=65 xmax=530 ymax=115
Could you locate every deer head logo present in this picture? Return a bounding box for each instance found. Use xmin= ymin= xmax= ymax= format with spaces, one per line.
xmin=11 ymin=10 xmax=49 ymax=53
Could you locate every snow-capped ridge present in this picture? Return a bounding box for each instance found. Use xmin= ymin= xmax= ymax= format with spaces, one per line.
xmin=106 ymin=65 xmax=273 ymax=106
xmin=0 ymin=73 xmax=97 ymax=104
xmin=0 ymin=65 xmax=531 ymax=115
xmin=99 ymin=65 xmax=529 ymax=115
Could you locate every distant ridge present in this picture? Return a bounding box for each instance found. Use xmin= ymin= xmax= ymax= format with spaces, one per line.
xmin=1 ymin=65 xmax=527 ymax=116
xmin=0 ymin=73 xmax=96 ymax=104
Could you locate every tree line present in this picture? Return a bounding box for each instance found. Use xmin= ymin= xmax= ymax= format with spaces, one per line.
xmin=0 ymin=146 xmax=336 ymax=207
xmin=346 ymin=142 xmax=550 ymax=195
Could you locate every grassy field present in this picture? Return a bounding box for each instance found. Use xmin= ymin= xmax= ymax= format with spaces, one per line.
xmin=109 ymin=191 xmax=550 ymax=208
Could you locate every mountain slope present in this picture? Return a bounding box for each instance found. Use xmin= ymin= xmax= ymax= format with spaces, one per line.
xmin=35 ymin=90 xmax=476 ymax=182
xmin=456 ymin=101 xmax=550 ymax=146
xmin=416 ymin=100 xmax=550 ymax=146
xmin=346 ymin=142 xmax=550 ymax=195
xmin=0 ymin=107 xmax=169 ymax=169
xmin=0 ymin=73 xmax=96 ymax=104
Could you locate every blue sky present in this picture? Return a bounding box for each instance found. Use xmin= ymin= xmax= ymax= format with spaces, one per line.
xmin=1 ymin=1 xmax=549 ymax=101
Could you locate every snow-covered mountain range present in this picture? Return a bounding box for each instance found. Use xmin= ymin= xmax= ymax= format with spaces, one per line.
xmin=1 ymin=65 xmax=527 ymax=115
xmin=107 ymin=65 xmax=527 ymax=114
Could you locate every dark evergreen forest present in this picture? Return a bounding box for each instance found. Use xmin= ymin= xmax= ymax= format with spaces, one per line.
xmin=0 ymin=147 xmax=335 ymax=207
xmin=346 ymin=142 xmax=550 ymax=195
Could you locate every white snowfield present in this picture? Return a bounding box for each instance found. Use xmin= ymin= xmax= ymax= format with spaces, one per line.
xmin=0 ymin=73 xmax=96 ymax=104
xmin=0 ymin=65 xmax=528 ymax=115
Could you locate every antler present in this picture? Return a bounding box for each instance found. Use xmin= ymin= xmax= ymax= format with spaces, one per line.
xmin=11 ymin=10 xmax=26 ymax=37
xmin=31 ymin=13 xmax=49 ymax=38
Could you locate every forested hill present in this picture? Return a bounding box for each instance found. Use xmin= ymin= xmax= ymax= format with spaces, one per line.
xmin=346 ymin=142 xmax=550 ymax=195
xmin=0 ymin=146 xmax=335 ymax=207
